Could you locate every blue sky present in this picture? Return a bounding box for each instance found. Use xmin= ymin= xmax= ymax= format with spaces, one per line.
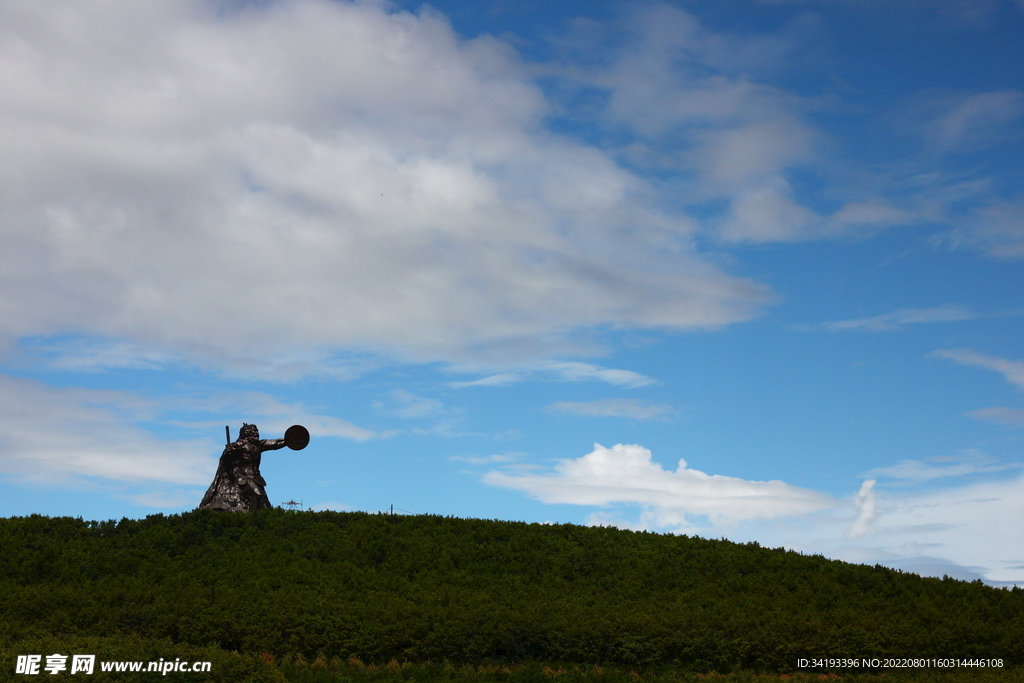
xmin=1 ymin=0 xmax=1023 ymax=584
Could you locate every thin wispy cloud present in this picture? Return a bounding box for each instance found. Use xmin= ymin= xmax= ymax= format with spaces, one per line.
xmin=932 ymin=348 xmax=1024 ymax=390
xmin=449 ymin=362 xmax=655 ymax=389
xmin=804 ymin=304 xmax=981 ymax=332
xmin=546 ymin=399 xmax=676 ymax=420
xmin=934 ymin=199 xmax=1024 ymax=260
xmin=0 ymin=375 xmax=212 ymax=487
xmin=922 ymin=90 xmax=1024 ymax=153
xmin=543 ymin=363 xmax=656 ymax=388
xmin=863 ymin=452 xmax=1022 ymax=482
xmin=27 ymin=337 xmax=179 ymax=372
xmin=390 ymin=390 xmax=447 ymax=420
xmin=170 ymin=391 xmax=379 ymax=441
xmin=551 ymin=4 xmax=914 ymax=245
xmin=448 ymin=373 xmax=523 ymax=389
xmin=376 ymin=390 xmax=466 ymax=437
xmin=967 ymin=406 xmax=1024 ymax=427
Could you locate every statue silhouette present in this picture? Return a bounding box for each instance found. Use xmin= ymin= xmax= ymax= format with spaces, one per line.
xmin=199 ymin=423 xmax=307 ymax=512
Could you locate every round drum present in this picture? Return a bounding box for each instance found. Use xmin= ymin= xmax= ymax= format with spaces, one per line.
xmin=284 ymin=424 xmax=310 ymax=450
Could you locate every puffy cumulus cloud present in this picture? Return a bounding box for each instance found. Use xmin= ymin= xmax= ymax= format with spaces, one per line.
xmin=0 ymin=0 xmax=770 ymax=374
xmin=847 ymin=479 xmax=876 ymax=538
xmin=545 ymin=399 xmax=676 ymax=420
xmin=0 ymin=374 xmax=213 ymax=486
xmin=484 ymin=443 xmax=835 ymax=525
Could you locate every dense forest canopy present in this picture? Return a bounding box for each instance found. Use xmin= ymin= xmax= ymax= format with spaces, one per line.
xmin=1 ymin=510 xmax=1021 ymax=676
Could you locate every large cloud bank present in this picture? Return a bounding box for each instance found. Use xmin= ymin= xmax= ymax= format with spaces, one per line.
xmin=0 ymin=0 xmax=770 ymax=372
xmin=486 ymin=443 xmax=1024 ymax=583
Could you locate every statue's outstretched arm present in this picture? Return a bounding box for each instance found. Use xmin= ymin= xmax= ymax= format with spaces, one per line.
xmin=260 ymin=438 xmax=287 ymax=451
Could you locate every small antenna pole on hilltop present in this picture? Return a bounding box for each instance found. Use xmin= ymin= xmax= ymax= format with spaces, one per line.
xmin=225 ymin=425 xmax=230 ymax=444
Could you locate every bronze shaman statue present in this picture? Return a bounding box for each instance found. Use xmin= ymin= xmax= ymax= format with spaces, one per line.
xmin=199 ymin=423 xmax=309 ymax=512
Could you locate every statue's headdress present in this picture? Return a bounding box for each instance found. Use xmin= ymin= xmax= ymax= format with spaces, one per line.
xmin=238 ymin=423 xmax=260 ymax=440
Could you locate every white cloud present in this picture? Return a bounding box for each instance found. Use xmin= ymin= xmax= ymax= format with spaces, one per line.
xmin=847 ymin=479 xmax=876 ymax=538
xmin=934 ymin=199 xmax=1024 ymax=260
xmin=485 ymin=443 xmax=835 ymax=524
xmin=0 ymin=375 xmax=378 ymax=506
xmin=580 ymin=6 xmax=806 ymax=137
xmin=0 ymin=0 xmax=770 ymax=374
xmin=546 ymin=399 xmax=675 ymax=420
xmin=923 ymin=90 xmax=1024 ymax=152
xmin=171 ymin=390 xmax=379 ymax=441
xmin=373 ymin=389 xmax=465 ymax=436
xmin=448 ymin=373 xmax=524 ymax=388
xmin=390 ymin=390 xmax=447 ymax=419
xmin=932 ymin=348 xmax=1024 ymax=390
xmin=967 ymin=406 xmax=1024 ymax=427
xmin=0 ymin=374 xmax=213 ymax=486
xmin=116 ymin=343 xmax=376 ymax=383
xmin=718 ymin=182 xmax=920 ymax=244
xmin=827 ymin=200 xmax=918 ymax=229
xmin=807 ymin=304 xmax=980 ymax=332
xmin=694 ymin=121 xmax=819 ymax=193
xmin=486 ymin=442 xmax=1024 ymax=583
xmin=542 ymin=362 xmax=655 ymax=388
xmin=855 ymin=474 xmax=1024 ymax=583
xmin=863 ymin=451 xmax=1022 ymax=482
xmin=28 ymin=337 xmax=180 ymax=372
xmin=548 ymin=5 xmax=918 ymax=245
xmin=449 ymin=362 xmax=655 ymax=389
xmin=718 ymin=177 xmax=819 ymax=242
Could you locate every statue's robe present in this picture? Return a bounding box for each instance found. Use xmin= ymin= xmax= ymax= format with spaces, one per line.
xmin=199 ymin=437 xmax=285 ymax=512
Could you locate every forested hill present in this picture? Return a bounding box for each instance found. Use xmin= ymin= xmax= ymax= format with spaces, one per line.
xmin=1 ymin=509 xmax=1021 ymax=673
